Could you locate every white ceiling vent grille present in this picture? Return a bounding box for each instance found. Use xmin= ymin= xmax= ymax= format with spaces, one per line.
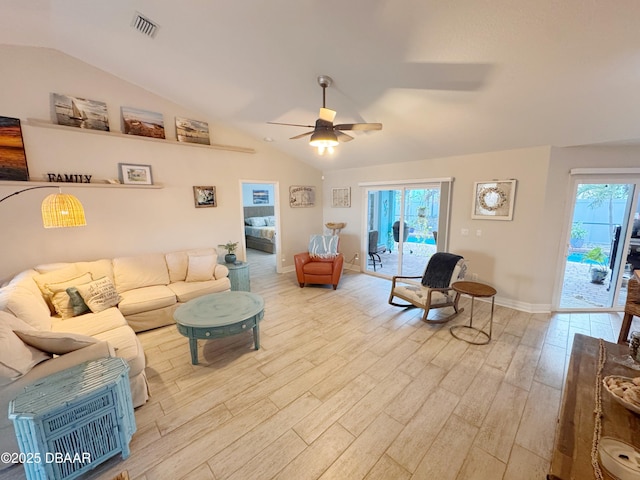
xmin=131 ymin=12 xmax=159 ymax=38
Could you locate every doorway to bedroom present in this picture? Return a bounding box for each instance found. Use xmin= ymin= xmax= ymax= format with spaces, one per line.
xmin=241 ymin=181 xmax=279 ymax=277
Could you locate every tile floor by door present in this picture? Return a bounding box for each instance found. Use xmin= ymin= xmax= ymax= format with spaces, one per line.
xmin=2 ymin=249 xmax=636 ymax=480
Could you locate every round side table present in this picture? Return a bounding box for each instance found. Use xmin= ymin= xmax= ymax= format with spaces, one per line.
xmin=449 ymin=281 xmax=497 ymax=345
xmin=226 ymin=261 xmax=250 ymax=291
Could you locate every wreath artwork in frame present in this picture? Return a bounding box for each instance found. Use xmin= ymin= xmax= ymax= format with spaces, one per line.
xmin=472 ymin=180 xmax=517 ymax=220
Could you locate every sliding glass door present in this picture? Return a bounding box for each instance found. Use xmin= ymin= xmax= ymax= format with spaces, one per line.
xmin=363 ymin=179 xmax=451 ymax=278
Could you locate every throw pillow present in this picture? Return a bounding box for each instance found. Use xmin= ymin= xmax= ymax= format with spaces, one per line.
xmin=308 ymin=235 xmax=339 ymax=259
xmin=247 ymin=216 xmax=267 ymax=227
xmin=46 ymin=272 xmax=93 ymax=319
xmin=14 ymin=330 xmax=98 ymax=355
xmin=185 ymin=254 xmax=216 ymax=282
xmin=0 ymin=312 xmax=51 ymax=386
xmin=65 ymin=286 xmax=90 ymax=316
xmin=75 ymin=277 xmax=122 ymax=313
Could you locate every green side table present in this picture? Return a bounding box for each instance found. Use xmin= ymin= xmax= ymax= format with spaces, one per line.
xmin=226 ymin=261 xmax=250 ymax=291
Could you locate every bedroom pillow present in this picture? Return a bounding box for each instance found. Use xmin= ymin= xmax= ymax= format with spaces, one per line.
xmin=46 ymin=272 xmax=93 ymax=319
xmin=14 ymin=330 xmax=98 ymax=355
xmin=0 ymin=312 xmax=51 ymax=386
xmin=75 ymin=277 xmax=122 ymax=313
xmin=185 ymin=254 xmax=217 ymax=282
xmin=247 ymin=216 xmax=268 ymax=227
xmin=265 ymin=215 xmax=276 ymax=226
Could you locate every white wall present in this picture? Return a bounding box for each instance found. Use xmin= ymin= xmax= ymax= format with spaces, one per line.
xmin=0 ymin=45 xmax=322 ymax=281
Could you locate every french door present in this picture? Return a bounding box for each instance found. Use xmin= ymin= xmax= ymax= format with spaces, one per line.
xmin=362 ymin=179 xmax=452 ymax=278
xmin=557 ymin=176 xmax=640 ymax=310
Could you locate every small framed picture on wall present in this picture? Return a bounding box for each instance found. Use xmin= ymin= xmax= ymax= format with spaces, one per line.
xmin=118 ymin=163 xmax=153 ymax=185
xmin=193 ymin=186 xmax=216 ymax=208
xmin=331 ymin=187 xmax=351 ymax=208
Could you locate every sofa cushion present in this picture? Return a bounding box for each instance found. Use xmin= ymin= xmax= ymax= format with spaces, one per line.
xmin=165 ymin=248 xmax=218 ymax=283
xmin=0 ymin=284 xmax=52 ymax=331
xmin=169 ymin=278 xmax=231 ymax=303
xmin=118 ymin=285 xmax=176 ymax=316
xmin=185 ymin=254 xmax=217 ymax=282
xmin=47 ymin=272 xmax=93 ymax=319
xmin=0 ymin=312 xmax=51 ymax=386
xmin=51 ymin=307 xmax=128 ymax=337
xmin=75 ymin=277 xmax=122 ymax=313
xmin=303 ymin=261 xmax=334 ymax=275
xmin=92 ymin=326 xmax=145 ymax=377
xmin=14 ymin=330 xmax=98 ymax=355
xmin=113 ymin=253 xmax=170 ymax=293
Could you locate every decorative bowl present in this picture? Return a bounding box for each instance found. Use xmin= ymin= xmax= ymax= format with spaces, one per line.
xmin=603 ymin=375 xmax=640 ymax=415
xmin=599 ymin=437 xmax=640 ymax=480
xmin=325 ymin=222 xmax=346 ymax=230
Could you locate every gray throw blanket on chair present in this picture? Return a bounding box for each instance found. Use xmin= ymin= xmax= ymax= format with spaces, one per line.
xmin=421 ymin=252 xmax=463 ymax=288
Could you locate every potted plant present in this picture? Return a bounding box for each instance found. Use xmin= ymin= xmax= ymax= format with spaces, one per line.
xmin=222 ymin=241 xmax=238 ymax=264
xmin=570 ymin=222 xmax=587 ymax=248
xmin=582 ymin=246 xmax=608 ymax=284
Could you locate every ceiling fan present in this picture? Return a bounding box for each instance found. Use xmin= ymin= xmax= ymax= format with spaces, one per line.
xmin=268 ymin=75 xmax=382 ymax=155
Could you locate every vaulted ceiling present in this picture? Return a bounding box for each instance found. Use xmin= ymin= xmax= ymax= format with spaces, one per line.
xmin=2 ymin=1 xmax=640 ymax=171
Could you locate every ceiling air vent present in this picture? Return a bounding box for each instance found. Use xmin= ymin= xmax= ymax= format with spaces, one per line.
xmin=131 ymin=12 xmax=159 ymax=38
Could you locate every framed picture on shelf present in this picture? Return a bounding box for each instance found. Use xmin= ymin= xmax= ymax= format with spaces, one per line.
xmin=52 ymin=93 xmax=110 ymax=131
xmin=289 ymin=185 xmax=315 ymax=208
xmin=175 ymin=117 xmax=210 ymax=145
xmin=0 ymin=116 xmax=29 ymax=181
xmin=121 ymin=106 xmax=165 ymax=139
xmin=118 ymin=163 xmax=153 ymax=185
xmin=331 ymin=187 xmax=351 ymax=208
xmin=193 ymin=186 xmax=216 ymax=208
xmin=472 ymin=180 xmax=517 ymax=220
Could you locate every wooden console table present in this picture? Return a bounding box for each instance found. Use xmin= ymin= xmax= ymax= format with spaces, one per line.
xmin=549 ymin=334 xmax=640 ymax=479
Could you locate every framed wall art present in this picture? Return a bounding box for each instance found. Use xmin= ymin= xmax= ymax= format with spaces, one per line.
xmin=472 ymin=180 xmax=517 ymax=220
xmin=52 ymin=93 xmax=110 ymax=131
xmin=0 ymin=116 xmax=29 ymax=181
xmin=118 ymin=163 xmax=153 ymax=185
xmin=193 ymin=186 xmax=216 ymax=208
xmin=289 ymin=185 xmax=315 ymax=208
xmin=331 ymin=187 xmax=351 ymax=208
xmin=121 ymin=106 xmax=165 ymax=139
xmin=175 ymin=117 xmax=210 ymax=145
xmin=253 ymin=189 xmax=269 ymax=204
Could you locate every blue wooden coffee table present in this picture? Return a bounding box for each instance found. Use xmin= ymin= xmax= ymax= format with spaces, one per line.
xmin=174 ymin=291 xmax=265 ymax=365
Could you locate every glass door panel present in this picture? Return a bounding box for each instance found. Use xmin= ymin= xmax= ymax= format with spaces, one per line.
xmin=364 ymin=184 xmax=443 ymax=278
xmin=401 ymin=187 xmax=440 ymax=277
xmin=559 ymin=183 xmax=634 ymax=309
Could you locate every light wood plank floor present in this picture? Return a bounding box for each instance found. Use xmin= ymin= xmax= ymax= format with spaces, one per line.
xmin=4 ymin=250 xmax=632 ymax=480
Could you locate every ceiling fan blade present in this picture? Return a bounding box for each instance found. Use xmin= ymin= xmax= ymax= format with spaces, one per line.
xmin=290 ymin=131 xmax=314 ymax=140
xmin=267 ymin=121 xmax=315 ymax=128
xmin=334 ymin=123 xmax=383 ymax=131
xmin=336 ymin=131 xmax=354 ymax=142
xmin=319 ymin=108 xmax=336 ymax=123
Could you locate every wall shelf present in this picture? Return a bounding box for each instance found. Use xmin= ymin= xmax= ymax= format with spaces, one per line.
xmin=0 ymin=180 xmax=163 ymax=190
xmin=24 ymin=118 xmax=256 ymax=154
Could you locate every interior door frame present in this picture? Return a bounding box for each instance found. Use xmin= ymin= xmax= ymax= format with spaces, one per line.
xmin=239 ymin=179 xmax=282 ymax=274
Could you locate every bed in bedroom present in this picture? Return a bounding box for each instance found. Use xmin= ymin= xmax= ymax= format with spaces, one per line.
xmin=243 ymin=206 xmax=276 ymax=254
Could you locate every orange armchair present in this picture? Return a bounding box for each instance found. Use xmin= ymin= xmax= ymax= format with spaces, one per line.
xmin=294 ymin=235 xmax=344 ymax=290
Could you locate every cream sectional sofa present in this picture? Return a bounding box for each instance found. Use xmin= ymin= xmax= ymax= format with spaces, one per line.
xmin=0 ymin=247 xmax=230 ymax=463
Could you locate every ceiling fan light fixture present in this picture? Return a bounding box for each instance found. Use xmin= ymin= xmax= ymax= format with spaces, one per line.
xmin=309 ymin=129 xmax=338 ymax=155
